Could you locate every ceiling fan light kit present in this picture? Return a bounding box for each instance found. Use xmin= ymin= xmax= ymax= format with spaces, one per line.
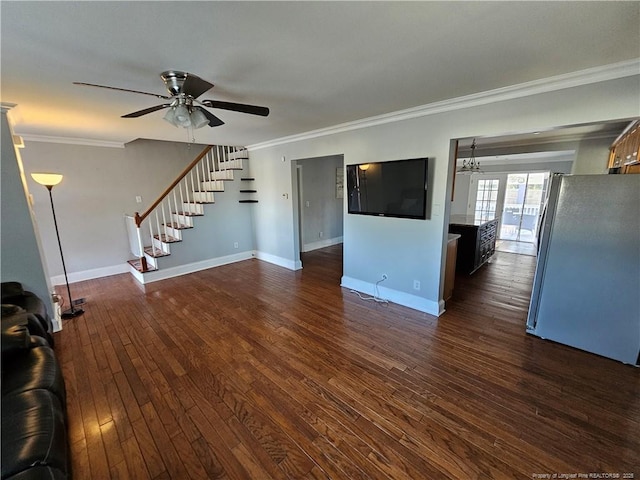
xmin=73 ymin=70 xmax=270 ymax=129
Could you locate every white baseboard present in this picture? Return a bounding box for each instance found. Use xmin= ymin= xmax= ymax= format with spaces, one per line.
xmin=341 ymin=275 xmax=441 ymax=317
xmin=133 ymin=251 xmax=255 ymax=284
xmin=254 ymin=250 xmax=302 ymax=270
xmin=302 ymin=236 xmax=343 ymax=253
xmin=55 ymin=249 xmax=304 ymax=287
xmin=50 ymin=263 xmax=130 ymax=286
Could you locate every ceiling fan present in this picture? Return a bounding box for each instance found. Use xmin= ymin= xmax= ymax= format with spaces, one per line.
xmin=73 ymin=70 xmax=269 ymax=128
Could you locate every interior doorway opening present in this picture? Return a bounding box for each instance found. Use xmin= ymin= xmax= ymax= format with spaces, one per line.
xmin=499 ymin=172 xmax=550 ymax=245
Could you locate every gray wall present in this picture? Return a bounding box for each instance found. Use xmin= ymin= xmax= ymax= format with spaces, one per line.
xmin=1 ymin=108 xmax=53 ymax=311
xmin=152 ymin=161 xmax=256 ymax=270
xmin=248 ymin=75 xmax=640 ymax=315
xmin=572 ymin=136 xmax=614 ymax=174
xmin=297 ymin=155 xmax=343 ymax=251
xmin=19 ymin=139 xmax=209 ymax=282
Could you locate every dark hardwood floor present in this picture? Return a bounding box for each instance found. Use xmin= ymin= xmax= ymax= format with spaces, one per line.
xmin=56 ymin=246 xmax=639 ymax=479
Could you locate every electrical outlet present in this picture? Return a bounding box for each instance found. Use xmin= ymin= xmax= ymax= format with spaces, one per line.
xmin=381 ymin=274 xmax=388 ymax=280
xmin=319 ymin=231 xmax=323 ymax=238
xmin=234 ymin=242 xmax=239 ymax=249
xmin=135 ymin=195 xmax=142 ymax=203
xmin=413 ymin=280 xmax=421 ymax=290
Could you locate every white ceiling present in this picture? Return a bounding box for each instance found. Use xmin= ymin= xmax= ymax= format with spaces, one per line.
xmin=2 ymin=1 xmax=639 ymax=148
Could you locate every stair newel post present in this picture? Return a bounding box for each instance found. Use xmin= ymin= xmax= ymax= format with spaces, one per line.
xmin=134 ymin=212 xmax=148 ymax=272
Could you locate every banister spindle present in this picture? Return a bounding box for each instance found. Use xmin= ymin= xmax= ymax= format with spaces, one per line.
xmin=179 ymin=182 xmax=185 ymax=215
xmin=172 ymin=190 xmax=179 ymax=227
xmin=206 ymin=149 xmax=213 ymax=183
xmin=155 ymin=211 xmax=162 ymax=245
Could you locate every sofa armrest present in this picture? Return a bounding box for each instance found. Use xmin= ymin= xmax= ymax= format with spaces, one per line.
xmin=1 ymin=282 xmax=25 ymax=302
xmin=1 ymin=324 xmax=30 ymax=358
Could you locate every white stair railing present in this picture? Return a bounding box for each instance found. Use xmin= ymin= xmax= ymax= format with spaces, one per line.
xmin=126 ymin=144 xmax=247 ymax=272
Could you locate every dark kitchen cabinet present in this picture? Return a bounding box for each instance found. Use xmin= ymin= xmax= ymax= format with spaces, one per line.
xmin=449 ymin=216 xmax=498 ymax=274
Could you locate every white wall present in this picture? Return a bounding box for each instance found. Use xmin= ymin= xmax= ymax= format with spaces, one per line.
xmin=248 ymin=75 xmax=640 ymax=316
xmin=1 ymin=108 xmax=54 ymax=312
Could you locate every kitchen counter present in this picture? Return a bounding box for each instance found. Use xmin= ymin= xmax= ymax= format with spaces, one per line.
xmin=449 ymin=214 xmax=497 ymax=227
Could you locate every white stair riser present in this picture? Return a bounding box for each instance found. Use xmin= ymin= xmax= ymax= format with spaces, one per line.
xmin=211 ymin=170 xmax=235 ymax=181
xmin=163 ymin=226 xmax=183 ymax=240
xmin=182 ymin=203 xmax=204 ymax=215
xmin=227 ymin=150 xmax=249 ymax=161
xmin=219 ymin=158 xmax=244 ymax=170
xmin=152 ymin=237 xmax=171 ymax=252
xmin=192 ymin=192 xmax=215 ymax=203
xmin=200 ymin=181 xmax=225 ymax=192
xmin=143 ymin=253 xmax=158 ymax=269
xmin=171 ymin=214 xmax=194 ymax=227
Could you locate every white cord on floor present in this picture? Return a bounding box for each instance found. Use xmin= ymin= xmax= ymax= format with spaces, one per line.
xmin=350 ymin=278 xmax=389 ymax=305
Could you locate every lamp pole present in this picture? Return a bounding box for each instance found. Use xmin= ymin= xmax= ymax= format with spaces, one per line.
xmin=45 ymin=186 xmax=83 ymax=318
xmin=32 ymin=173 xmax=84 ymax=319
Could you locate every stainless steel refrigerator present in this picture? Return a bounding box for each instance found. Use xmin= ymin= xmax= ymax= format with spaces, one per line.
xmin=527 ymin=173 xmax=640 ymax=365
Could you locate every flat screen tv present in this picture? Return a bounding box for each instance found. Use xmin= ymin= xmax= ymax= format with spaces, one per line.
xmin=346 ymin=158 xmax=428 ymax=219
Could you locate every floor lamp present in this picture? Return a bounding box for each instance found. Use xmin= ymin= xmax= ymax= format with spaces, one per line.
xmin=31 ymin=173 xmax=84 ymax=319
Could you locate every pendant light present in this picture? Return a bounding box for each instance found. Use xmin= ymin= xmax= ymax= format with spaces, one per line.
xmin=457 ymin=139 xmax=483 ymax=174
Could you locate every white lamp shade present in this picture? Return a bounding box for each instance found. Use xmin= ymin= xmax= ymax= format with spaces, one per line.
xmin=31 ymin=173 xmax=63 ymax=187
xmin=163 ymin=107 xmax=177 ymax=126
xmin=191 ymin=108 xmax=210 ymax=129
xmin=173 ymin=105 xmax=191 ymax=127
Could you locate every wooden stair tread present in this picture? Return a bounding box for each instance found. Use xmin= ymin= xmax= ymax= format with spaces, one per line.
xmin=153 ymin=234 xmax=181 ymax=243
xmin=239 ymin=190 xmax=257 ymax=193
xmin=127 ymin=259 xmax=157 ymax=273
xmin=144 ymin=246 xmax=170 ymax=258
xmin=240 ymin=178 xmax=255 ymax=181
xmin=174 ymin=211 xmax=204 ymax=217
xmin=163 ymin=222 xmax=193 ymax=230
xmin=239 ymin=200 xmax=259 ymax=203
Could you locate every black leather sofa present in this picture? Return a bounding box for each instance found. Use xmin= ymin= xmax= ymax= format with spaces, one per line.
xmin=2 ymin=282 xmax=54 ymax=345
xmin=1 ymin=283 xmax=70 ymax=480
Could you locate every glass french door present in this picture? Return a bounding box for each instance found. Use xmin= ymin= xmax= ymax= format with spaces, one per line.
xmin=500 ymin=172 xmax=549 ymax=243
xmin=474 ymin=178 xmax=500 ymax=222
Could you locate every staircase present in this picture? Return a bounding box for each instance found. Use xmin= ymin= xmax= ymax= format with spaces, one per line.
xmin=125 ymin=144 xmax=254 ymax=282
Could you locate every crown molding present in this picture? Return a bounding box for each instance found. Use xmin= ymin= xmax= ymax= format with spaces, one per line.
xmin=248 ymin=59 xmax=640 ymax=151
xmin=19 ymin=134 xmax=125 ymax=149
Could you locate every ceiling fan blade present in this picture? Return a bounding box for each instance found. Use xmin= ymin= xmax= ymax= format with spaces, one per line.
xmin=202 ymin=99 xmax=270 ymax=117
xmin=182 ymin=74 xmax=214 ymax=99
xmin=73 ymin=82 xmax=171 ymax=99
xmin=197 ymin=107 xmax=225 ymax=127
xmin=121 ymin=104 xmax=171 ymax=118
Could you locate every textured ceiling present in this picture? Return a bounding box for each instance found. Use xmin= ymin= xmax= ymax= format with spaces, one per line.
xmin=2 ymin=1 xmax=639 ymax=147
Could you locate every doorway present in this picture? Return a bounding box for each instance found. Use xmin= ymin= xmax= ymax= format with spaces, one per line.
xmin=499 ymin=172 xmax=549 ymax=250
xmin=292 ymin=154 xmax=345 ymax=271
